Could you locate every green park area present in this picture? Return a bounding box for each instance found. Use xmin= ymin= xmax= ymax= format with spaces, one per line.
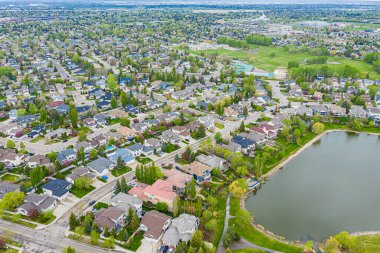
xmin=190 ymin=46 xmax=380 ymax=79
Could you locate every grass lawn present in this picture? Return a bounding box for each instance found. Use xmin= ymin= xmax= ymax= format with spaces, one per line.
xmin=232 ymin=249 xmax=266 ymax=253
xmin=109 ymin=118 xmax=120 ymax=125
xmin=0 ymin=249 xmax=18 ymax=253
xmin=162 ymin=143 xmax=180 ymax=153
xmin=70 ymin=186 xmax=96 ymax=198
xmin=0 ymin=174 xmax=20 ymax=182
xmin=229 ymin=198 xmax=302 ymax=253
xmin=111 ymin=166 xmax=132 ymax=177
xmin=136 ymin=157 xmax=153 ymax=165
xmin=22 ymin=214 xmax=56 ymax=225
xmin=215 ymin=122 xmax=225 ymax=129
xmin=356 ymin=234 xmax=380 ymax=253
xmin=1 ymin=214 xmax=37 ymax=228
xmin=93 ymin=202 xmax=109 ymax=210
xmin=125 ymin=231 xmax=144 ymax=251
xmin=9 ymin=167 xmax=23 ymax=174
xmin=97 ymin=177 xmax=107 ymax=183
xmin=30 ymin=135 xmax=44 ymax=143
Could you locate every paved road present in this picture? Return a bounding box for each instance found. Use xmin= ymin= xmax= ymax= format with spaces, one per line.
xmin=92 ymin=54 xmax=119 ymax=74
xmin=0 ymin=123 xmax=121 ymax=154
xmin=0 ymin=220 xmax=116 ymax=253
xmin=53 ymin=60 xmax=71 ymax=80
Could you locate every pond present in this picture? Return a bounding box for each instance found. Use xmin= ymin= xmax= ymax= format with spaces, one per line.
xmin=246 ymin=131 xmax=380 ymax=241
xmin=233 ymin=61 xmax=254 ymax=74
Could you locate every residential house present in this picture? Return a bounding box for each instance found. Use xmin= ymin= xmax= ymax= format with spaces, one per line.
xmin=125 ymin=104 xmax=141 ymax=114
xmin=349 ymin=106 xmax=367 ymax=119
xmin=27 ymin=155 xmax=50 ymax=168
xmin=94 ymin=207 xmax=126 ymax=231
xmin=56 ymin=149 xmax=76 ymax=165
xmin=329 ymin=104 xmax=346 ymax=117
xmin=197 ymin=116 xmax=214 ymax=129
xmin=107 ymin=148 xmax=135 ymax=165
xmin=0 ymin=149 xmax=26 ymax=167
xmin=224 ymin=107 xmax=239 ymax=118
xmin=87 ymin=157 xmax=114 ymax=177
xmin=162 ymin=169 xmax=192 ymax=195
xmin=140 ymin=210 xmax=171 ymax=244
xmin=181 ymin=161 xmax=212 ymax=183
xmin=231 ymin=135 xmax=255 ymax=156
xmin=196 ymin=154 xmax=228 ymax=172
xmin=160 ymin=130 xmax=181 ymax=144
xmin=145 ymin=138 xmax=162 ymax=152
xmin=65 ymin=166 xmax=95 ymax=184
xmin=129 ymin=180 xmax=177 ymax=210
xmin=117 ymin=126 xmax=136 ymax=139
xmin=310 ymin=105 xmax=328 ymax=116
xmin=75 ymin=141 xmax=93 ymax=154
xmin=17 ymin=193 xmax=57 ymax=216
xmin=94 ymin=113 xmax=109 ymax=126
xmin=42 ymin=179 xmax=72 ymax=201
xmin=109 ymin=193 xmax=143 ymax=217
xmin=296 ymin=106 xmax=313 ymax=117
xmin=162 ymin=214 xmax=199 ymax=248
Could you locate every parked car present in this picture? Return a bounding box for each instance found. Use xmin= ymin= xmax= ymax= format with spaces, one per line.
xmin=163 ymin=246 xmax=169 ymax=253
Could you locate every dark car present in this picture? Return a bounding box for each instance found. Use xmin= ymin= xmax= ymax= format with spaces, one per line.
xmin=89 ymin=200 xmax=96 ymax=206
xmin=163 ymin=246 xmax=169 ymax=253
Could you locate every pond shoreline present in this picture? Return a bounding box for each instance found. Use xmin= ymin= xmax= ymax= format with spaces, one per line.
xmin=243 ymin=129 xmax=380 ymax=245
xmin=263 ymin=129 xmax=380 ymax=179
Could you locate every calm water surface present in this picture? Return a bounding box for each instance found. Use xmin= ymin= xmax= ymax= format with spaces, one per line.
xmin=246 ymin=131 xmax=380 ymax=241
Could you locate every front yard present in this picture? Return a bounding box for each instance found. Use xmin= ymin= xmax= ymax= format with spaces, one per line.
xmin=162 ymin=143 xmax=180 ymax=153
xmin=215 ymin=122 xmax=225 ymax=129
xmin=111 ymin=167 xmax=132 ymax=177
xmin=136 ymin=157 xmax=153 ymax=165
xmin=125 ymin=231 xmax=144 ymax=251
xmin=0 ymin=174 xmax=20 ymax=182
xmin=93 ymin=202 xmax=109 ymax=210
xmin=70 ymin=185 xmax=96 ymax=198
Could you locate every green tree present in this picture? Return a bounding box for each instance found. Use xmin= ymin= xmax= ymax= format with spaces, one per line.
xmin=0 ymin=192 xmax=25 ymax=211
xmin=110 ymin=96 xmax=117 ymax=109
xmin=74 ymin=176 xmax=93 ymax=190
xmin=106 ymin=73 xmax=118 ymax=92
xmin=243 ymin=106 xmax=248 ymax=117
xmin=156 ymin=202 xmax=169 ymax=212
xmin=6 ymin=139 xmax=15 ymax=149
xmin=77 ymin=147 xmax=85 ymax=162
xmin=90 ymin=230 xmax=99 ymax=245
xmin=120 ymin=91 xmax=127 ymax=108
xmin=312 ymin=122 xmax=325 ymax=134
xmin=30 ymin=166 xmax=44 ymax=186
xmin=90 ymin=149 xmax=97 ymax=159
xmin=190 ymin=230 xmax=203 ymax=249
xmin=186 ymin=178 xmax=196 ymax=199
xmin=104 ymin=236 xmax=115 ymax=248
xmin=229 ymin=178 xmax=248 ymax=199
xmin=69 ymin=212 xmax=78 ymax=231
xmin=62 ymin=246 xmax=76 ymax=253
xmin=84 ymin=215 xmax=93 ymax=235
xmin=69 ymin=104 xmax=78 ymax=128
xmin=239 ymin=121 xmax=245 ymax=132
